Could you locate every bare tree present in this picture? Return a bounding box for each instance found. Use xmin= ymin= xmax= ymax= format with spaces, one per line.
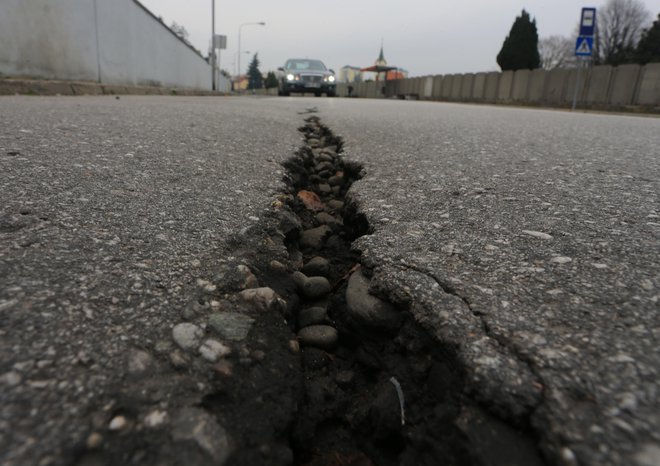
xmin=170 ymin=21 xmax=190 ymax=44
xmin=597 ymin=0 xmax=652 ymax=64
xmin=539 ymin=35 xmax=575 ymax=69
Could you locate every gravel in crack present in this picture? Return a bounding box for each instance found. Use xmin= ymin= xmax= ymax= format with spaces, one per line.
xmin=273 ymin=116 xmax=546 ymax=466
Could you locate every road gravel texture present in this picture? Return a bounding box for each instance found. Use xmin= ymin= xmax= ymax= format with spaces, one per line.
xmin=316 ymin=100 xmax=659 ymax=466
xmin=0 ymin=96 xmax=304 ymax=465
xmin=0 ymin=95 xmax=658 ymax=466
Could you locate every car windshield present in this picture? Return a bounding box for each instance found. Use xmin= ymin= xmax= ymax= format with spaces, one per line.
xmin=286 ymin=59 xmax=327 ymax=71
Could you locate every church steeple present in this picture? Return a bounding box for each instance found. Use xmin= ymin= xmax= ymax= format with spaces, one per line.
xmin=375 ymin=40 xmax=387 ymax=66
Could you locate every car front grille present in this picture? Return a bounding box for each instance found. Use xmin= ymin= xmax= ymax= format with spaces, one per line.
xmin=301 ymin=75 xmax=322 ymax=84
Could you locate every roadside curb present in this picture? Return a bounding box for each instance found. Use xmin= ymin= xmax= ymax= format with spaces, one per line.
xmin=0 ymin=78 xmax=228 ymax=97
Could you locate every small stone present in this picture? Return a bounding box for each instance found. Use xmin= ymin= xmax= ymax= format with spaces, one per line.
xmin=298 ymin=325 xmax=338 ymax=350
xmin=326 ymin=200 xmax=344 ymax=211
xmin=237 ymin=265 xmax=259 ymax=289
xmin=108 ymin=415 xmax=128 ymax=431
xmin=328 ymin=175 xmax=343 ymax=186
xmin=154 ymin=340 xmax=172 ymax=354
xmin=292 ymin=271 xmax=332 ymax=299
xmin=301 ymin=256 xmax=331 ymax=278
xmin=522 ymin=230 xmax=553 ymax=240
xmin=169 ymin=350 xmax=188 ymax=369
xmin=315 ymin=161 xmax=334 ymax=172
xmin=317 ymin=153 xmax=335 ymax=163
xmin=211 ymin=360 xmax=234 ymax=377
xmin=240 ymin=287 xmax=284 ymax=312
xmin=316 ymin=212 xmax=342 ymax=227
xmin=144 ymin=410 xmax=168 ymax=428
xmin=127 ymin=350 xmax=153 ymax=375
xmin=550 ymin=256 xmax=572 ymax=264
xmin=269 ymin=260 xmax=287 ymax=273
xmin=208 ymin=312 xmax=255 ymax=341
xmin=199 ymin=339 xmax=231 ymax=362
xmin=298 ymin=307 xmax=328 ymax=329
xmin=214 ymin=263 xmax=259 ymax=292
xmin=86 ymin=432 xmax=103 ymax=449
xmin=1 ymin=371 xmax=22 ymax=386
xmin=318 ymin=183 xmax=332 ymax=194
xmin=345 ymin=269 xmax=402 ymax=330
xmin=172 ymin=323 xmax=204 ymax=351
xmin=288 ymin=339 xmax=300 ymax=353
xmin=171 ymin=408 xmax=232 ymax=464
xmin=300 ymin=225 xmax=332 ymax=249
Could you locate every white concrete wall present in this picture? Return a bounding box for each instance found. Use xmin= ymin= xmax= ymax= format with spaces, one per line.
xmin=0 ymin=0 xmax=212 ymax=90
xmin=0 ymin=0 xmax=99 ymax=81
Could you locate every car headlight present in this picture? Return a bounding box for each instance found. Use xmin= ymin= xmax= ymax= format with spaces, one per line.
xmin=286 ymin=73 xmax=295 ymax=81
xmin=324 ymin=75 xmax=335 ymax=83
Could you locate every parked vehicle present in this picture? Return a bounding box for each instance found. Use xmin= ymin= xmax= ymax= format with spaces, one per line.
xmin=277 ymin=58 xmax=336 ymax=97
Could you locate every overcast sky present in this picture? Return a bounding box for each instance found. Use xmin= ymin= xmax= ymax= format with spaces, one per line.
xmin=139 ymin=0 xmax=660 ymax=76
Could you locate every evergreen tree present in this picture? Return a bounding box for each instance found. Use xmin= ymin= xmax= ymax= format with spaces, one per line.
xmin=635 ymin=13 xmax=660 ymax=64
xmin=497 ymin=10 xmax=541 ymax=71
xmin=264 ymin=71 xmax=278 ymax=89
xmin=247 ymin=53 xmax=263 ymax=90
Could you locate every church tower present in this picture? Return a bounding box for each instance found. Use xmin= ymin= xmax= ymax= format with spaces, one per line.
xmin=375 ymin=42 xmax=387 ymax=67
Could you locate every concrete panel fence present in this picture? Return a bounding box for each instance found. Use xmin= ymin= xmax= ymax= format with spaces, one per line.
xmin=0 ymin=0 xmax=214 ymax=91
xmin=336 ymin=63 xmax=660 ymax=110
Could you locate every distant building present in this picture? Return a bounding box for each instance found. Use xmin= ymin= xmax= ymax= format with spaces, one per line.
xmin=338 ymin=65 xmax=362 ymax=83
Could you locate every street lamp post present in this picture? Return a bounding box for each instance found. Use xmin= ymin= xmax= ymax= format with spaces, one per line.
xmin=237 ymin=21 xmax=265 ymax=81
xmin=211 ymin=0 xmax=216 ymax=91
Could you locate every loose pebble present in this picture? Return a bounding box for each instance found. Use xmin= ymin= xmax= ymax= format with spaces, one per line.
xmin=108 ymin=415 xmax=128 ymax=431
xmin=240 ymin=287 xmax=283 ymax=312
xmin=345 ymin=269 xmax=402 ymax=330
xmin=522 ymin=230 xmax=553 ymax=240
xmin=199 ymin=339 xmax=231 ymax=363
xmin=301 ymin=256 xmax=331 ymax=278
xmin=1 ymin=371 xmax=22 ymax=386
xmin=86 ymin=432 xmax=103 ymax=449
xmin=127 ymin=350 xmax=153 ymax=375
xmin=288 ymin=340 xmax=300 ymax=353
xmin=172 ymin=323 xmax=204 ymax=351
xmin=550 ymin=256 xmax=572 ymax=264
xmin=300 ymin=225 xmax=332 ymax=249
xmin=298 ymin=307 xmax=328 ymax=329
xmin=298 ymin=325 xmax=338 ymax=350
xmin=208 ymin=312 xmax=255 ymax=341
xmin=292 ymin=271 xmax=332 ymax=299
xmin=144 ymin=410 xmax=168 ymax=428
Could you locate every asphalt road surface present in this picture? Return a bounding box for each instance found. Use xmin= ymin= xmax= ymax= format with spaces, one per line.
xmin=1 ymin=95 xmax=658 ymax=466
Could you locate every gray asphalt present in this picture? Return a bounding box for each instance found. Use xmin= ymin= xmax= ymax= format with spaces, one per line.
xmin=0 ymin=96 xmax=304 ymax=466
xmin=317 ymin=100 xmax=660 ymax=466
xmin=1 ymin=95 xmax=659 ymax=466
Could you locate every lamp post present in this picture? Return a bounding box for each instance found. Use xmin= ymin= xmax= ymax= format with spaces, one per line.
xmin=233 ymin=51 xmax=251 ymax=77
xmin=211 ymin=0 xmax=216 ymax=90
xmin=237 ymin=22 xmax=265 ymax=80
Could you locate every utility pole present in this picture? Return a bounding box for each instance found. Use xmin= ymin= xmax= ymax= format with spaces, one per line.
xmin=211 ymin=0 xmax=216 ymax=91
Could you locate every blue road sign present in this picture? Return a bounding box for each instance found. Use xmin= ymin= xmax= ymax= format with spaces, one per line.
xmin=575 ymin=36 xmax=594 ymax=56
xmin=579 ymin=7 xmax=597 ymax=37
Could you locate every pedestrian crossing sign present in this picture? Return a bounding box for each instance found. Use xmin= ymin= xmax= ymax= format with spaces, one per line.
xmin=575 ymin=36 xmax=593 ymax=56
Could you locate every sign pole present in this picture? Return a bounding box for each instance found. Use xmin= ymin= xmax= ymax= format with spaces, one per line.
xmin=572 ymin=58 xmax=582 ymax=111
xmin=572 ymin=7 xmax=597 ymax=111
